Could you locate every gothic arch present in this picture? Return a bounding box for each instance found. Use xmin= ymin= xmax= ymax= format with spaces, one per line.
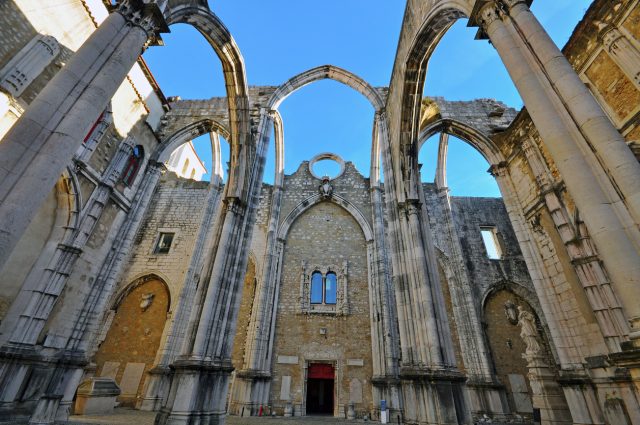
xmin=163 ymin=4 xmax=251 ymax=198
xmin=154 ymin=118 xmax=230 ymax=164
xmin=277 ymin=194 xmax=374 ymax=243
xmin=267 ymin=65 xmax=384 ymax=112
xmin=112 ymin=273 xmax=172 ymax=311
xmin=418 ymin=118 xmax=504 ymax=166
xmin=395 ymin=5 xmax=470 ymax=194
xmin=265 ymin=65 xmax=389 ymax=185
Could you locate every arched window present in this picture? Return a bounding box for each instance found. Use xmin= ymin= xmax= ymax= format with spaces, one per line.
xmin=310 ymin=271 xmax=337 ymax=305
xmin=310 ymin=271 xmax=323 ymax=304
xmin=181 ymin=158 xmax=190 ymax=175
xmin=121 ymin=145 xmax=144 ymax=187
xmin=325 ymin=272 xmax=337 ymax=304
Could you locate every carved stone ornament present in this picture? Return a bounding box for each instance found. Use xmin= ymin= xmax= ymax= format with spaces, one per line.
xmin=504 ymin=300 xmax=519 ymax=325
xmin=319 ymin=177 xmax=333 ymax=199
xmin=140 ymin=293 xmax=155 ymax=311
xmin=300 ymin=261 xmax=349 ymax=315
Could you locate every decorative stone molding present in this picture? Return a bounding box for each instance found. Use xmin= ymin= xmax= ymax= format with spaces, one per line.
xmin=597 ymin=23 xmax=640 ymax=87
xmin=308 ymin=152 xmax=346 ymax=180
xmin=0 ymin=34 xmax=60 ymax=98
xmin=300 ymin=261 xmax=349 ymax=315
xmin=115 ymin=0 xmax=169 ymax=47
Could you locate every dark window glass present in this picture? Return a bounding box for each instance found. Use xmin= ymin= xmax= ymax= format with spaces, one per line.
xmin=122 ymin=145 xmax=144 ymax=187
xmin=154 ymin=232 xmax=174 ymax=254
xmin=310 ymin=271 xmax=323 ymax=304
xmin=325 ymin=272 xmax=337 ymax=304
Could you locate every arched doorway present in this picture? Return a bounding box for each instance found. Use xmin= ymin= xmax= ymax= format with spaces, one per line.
xmin=94 ymin=276 xmax=170 ymax=407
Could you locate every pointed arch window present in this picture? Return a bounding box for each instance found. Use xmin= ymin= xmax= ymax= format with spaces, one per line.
xmin=325 ymin=272 xmax=337 ymax=304
xmin=121 ymin=145 xmax=144 ymax=187
xmin=310 ymin=272 xmax=324 ymax=304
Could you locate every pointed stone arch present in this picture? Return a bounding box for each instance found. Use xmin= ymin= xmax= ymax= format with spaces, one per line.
xmin=277 ymin=194 xmax=374 ymax=243
xmin=164 ymin=4 xmax=251 ymax=198
xmin=267 ymin=64 xmax=384 ymax=112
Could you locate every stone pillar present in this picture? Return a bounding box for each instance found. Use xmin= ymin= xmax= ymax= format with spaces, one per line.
xmin=434 ymin=132 xmax=448 ymax=190
xmin=140 ymin=182 xmax=224 ymax=411
xmin=0 ymin=0 xmax=167 ymax=272
xmin=368 ymin=113 xmax=402 ymax=418
xmin=503 ymin=0 xmax=640 ymax=224
xmin=599 ymin=23 xmax=640 ymax=90
xmin=435 ymin=186 xmax=508 ymax=419
xmin=140 ymin=134 xmax=225 ymax=412
xmin=389 ymin=196 xmax=469 ymax=424
xmin=228 ymin=111 xmax=279 ymax=415
xmin=157 ymin=105 xmax=261 ymax=425
xmin=75 ymin=108 xmax=113 ymax=164
xmin=475 ymin=0 xmax=640 ymax=347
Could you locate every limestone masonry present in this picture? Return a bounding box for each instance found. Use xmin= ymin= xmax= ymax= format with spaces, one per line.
xmin=0 ymin=0 xmax=640 ymax=424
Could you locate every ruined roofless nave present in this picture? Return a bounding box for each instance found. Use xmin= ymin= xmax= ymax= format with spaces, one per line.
xmin=1 ymin=0 xmax=640 ymax=424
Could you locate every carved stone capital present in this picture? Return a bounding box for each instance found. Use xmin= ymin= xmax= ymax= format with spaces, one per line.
xmin=470 ymin=1 xmax=502 ymax=32
xmin=115 ymin=0 xmax=169 ymax=46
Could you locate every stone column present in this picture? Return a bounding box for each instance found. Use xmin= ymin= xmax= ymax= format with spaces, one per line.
xmin=0 ymin=0 xmax=167 ymax=272
xmin=599 ymin=23 xmax=640 ymax=90
xmin=475 ymin=0 xmax=640 ymax=346
xmin=228 ymin=111 xmax=279 ymax=415
xmin=502 ymin=0 xmax=640 ymax=224
xmin=157 ymin=105 xmax=262 ymax=425
xmin=435 ymin=185 xmax=508 ymax=418
xmin=368 ymin=114 xmax=401 ymax=418
xmin=141 ymin=181 xmax=224 ymax=411
xmin=434 ymin=132 xmax=448 ymax=190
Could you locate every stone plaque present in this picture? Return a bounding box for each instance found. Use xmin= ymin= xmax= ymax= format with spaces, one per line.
xmin=280 ymin=376 xmax=291 ymax=400
xmin=119 ymin=362 xmax=146 ymax=396
xmin=100 ymin=361 xmax=120 ymax=379
xmin=347 ymin=358 xmax=364 ymax=366
xmin=508 ymin=374 xmax=533 ymax=413
xmin=349 ymin=378 xmax=363 ymax=403
xmin=277 ymin=355 xmax=299 ymax=365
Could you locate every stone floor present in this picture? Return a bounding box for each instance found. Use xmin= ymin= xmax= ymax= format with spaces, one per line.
xmin=68 ymin=409 xmax=375 ymax=425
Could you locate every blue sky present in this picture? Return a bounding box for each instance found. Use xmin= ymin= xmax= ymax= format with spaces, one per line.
xmin=143 ymin=0 xmax=592 ymax=196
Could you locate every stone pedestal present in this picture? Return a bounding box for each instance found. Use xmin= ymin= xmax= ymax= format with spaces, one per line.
xmin=138 ymin=366 xmax=171 ymax=411
xmin=399 ymin=366 xmax=469 ymax=425
xmin=74 ymin=378 xmax=120 ymax=415
xmin=524 ymin=353 xmax=572 ymax=425
xmin=155 ymin=359 xmax=233 ymax=425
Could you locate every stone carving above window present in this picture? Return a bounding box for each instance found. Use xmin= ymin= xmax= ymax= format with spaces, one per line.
xmin=300 ymin=261 xmax=349 ymax=315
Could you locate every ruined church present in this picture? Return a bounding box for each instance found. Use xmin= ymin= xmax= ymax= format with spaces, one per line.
xmin=0 ymin=0 xmax=640 ymax=424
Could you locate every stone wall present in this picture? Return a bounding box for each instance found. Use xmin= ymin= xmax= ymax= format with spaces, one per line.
xmin=118 ymin=172 xmax=210 ymax=315
xmin=94 ymin=277 xmax=170 ymax=406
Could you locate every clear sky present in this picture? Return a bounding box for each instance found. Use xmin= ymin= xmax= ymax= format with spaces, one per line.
xmin=143 ymin=0 xmax=592 ymax=196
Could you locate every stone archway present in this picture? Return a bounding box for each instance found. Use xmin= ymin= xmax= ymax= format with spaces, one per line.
xmin=94 ymin=276 xmax=170 ymax=407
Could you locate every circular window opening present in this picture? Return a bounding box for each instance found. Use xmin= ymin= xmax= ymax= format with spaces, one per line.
xmin=313 ymin=158 xmax=341 ymax=179
xmin=309 ymin=153 xmax=346 ymax=180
